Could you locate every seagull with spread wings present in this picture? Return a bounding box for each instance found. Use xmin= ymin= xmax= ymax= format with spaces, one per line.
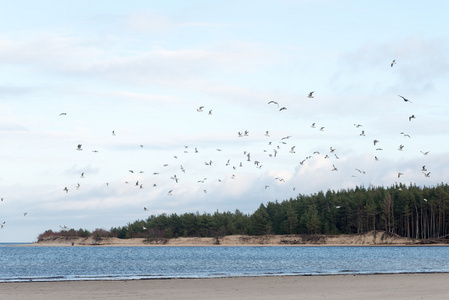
xmin=398 ymin=95 xmax=412 ymax=103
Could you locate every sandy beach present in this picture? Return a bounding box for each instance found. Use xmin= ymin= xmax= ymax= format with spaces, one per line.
xmin=24 ymin=231 xmax=440 ymax=247
xmin=1 ymin=273 xmax=448 ymax=300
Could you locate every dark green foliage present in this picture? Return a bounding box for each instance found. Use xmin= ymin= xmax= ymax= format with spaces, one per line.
xmin=37 ymin=183 xmax=449 ymax=240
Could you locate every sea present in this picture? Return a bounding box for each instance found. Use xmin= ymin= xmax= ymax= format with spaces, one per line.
xmin=1 ymin=244 xmax=449 ymax=282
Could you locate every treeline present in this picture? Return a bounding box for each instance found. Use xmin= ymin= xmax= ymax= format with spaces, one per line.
xmin=39 ymin=183 xmax=449 ymax=241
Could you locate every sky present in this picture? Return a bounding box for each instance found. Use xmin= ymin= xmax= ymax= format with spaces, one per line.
xmin=1 ymin=0 xmax=448 ymax=242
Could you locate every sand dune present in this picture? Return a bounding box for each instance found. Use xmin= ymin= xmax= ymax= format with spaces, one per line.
xmin=24 ymin=230 xmax=441 ymax=247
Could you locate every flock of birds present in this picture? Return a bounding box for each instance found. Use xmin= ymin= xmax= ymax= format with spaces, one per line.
xmin=0 ymin=59 xmax=434 ymax=231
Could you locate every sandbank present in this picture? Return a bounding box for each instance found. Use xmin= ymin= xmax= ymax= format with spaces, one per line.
xmin=18 ymin=231 xmax=445 ymax=247
xmin=1 ymin=273 xmax=448 ymax=300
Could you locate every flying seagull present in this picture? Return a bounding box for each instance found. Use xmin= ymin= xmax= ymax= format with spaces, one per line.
xmin=197 ymin=106 xmax=204 ymax=112
xmin=76 ymin=144 xmax=82 ymax=151
xmin=308 ymin=91 xmax=314 ymax=98
xmin=391 ymin=59 xmax=396 ymax=67
xmin=59 ymin=113 xmax=67 ymax=116
xmin=398 ymin=95 xmax=412 ymax=103
xmin=268 ymin=100 xmax=279 ymax=106
xmin=409 ymin=115 xmax=415 ymax=121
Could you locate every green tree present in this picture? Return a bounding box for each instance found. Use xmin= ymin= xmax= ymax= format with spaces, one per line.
xmin=249 ymin=204 xmax=270 ymax=235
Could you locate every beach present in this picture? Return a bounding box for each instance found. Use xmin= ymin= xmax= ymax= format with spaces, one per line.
xmin=25 ymin=231 xmax=436 ymax=247
xmin=1 ymin=273 xmax=448 ymax=299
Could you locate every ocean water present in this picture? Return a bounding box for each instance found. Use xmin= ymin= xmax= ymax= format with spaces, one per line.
xmin=1 ymin=245 xmax=449 ymax=282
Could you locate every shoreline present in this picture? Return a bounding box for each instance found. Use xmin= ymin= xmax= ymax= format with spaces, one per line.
xmin=12 ymin=230 xmax=449 ymax=247
xmin=1 ymin=273 xmax=449 ymax=299
xmin=2 ymin=271 xmax=449 ymax=283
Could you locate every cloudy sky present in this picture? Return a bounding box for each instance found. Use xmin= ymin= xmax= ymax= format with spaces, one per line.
xmin=1 ymin=1 xmax=448 ymax=242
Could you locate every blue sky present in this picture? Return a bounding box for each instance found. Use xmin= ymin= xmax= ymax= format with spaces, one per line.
xmin=1 ymin=1 xmax=448 ymax=242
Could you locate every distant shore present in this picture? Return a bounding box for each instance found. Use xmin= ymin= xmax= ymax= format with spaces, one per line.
xmin=1 ymin=273 xmax=449 ymax=299
xmin=13 ymin=230 xmax=449 ymax=247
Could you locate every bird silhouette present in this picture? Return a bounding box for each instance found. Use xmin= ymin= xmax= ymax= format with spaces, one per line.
xmin=398 ymin=95 xmax=412 ymax=103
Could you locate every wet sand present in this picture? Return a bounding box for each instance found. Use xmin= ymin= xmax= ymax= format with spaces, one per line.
xmin=1 ymin=273 xmax=448 ymax=300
